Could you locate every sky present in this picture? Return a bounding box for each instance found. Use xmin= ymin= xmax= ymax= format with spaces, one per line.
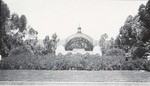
xmin=4 ymin=0 xmax=147 ymax=40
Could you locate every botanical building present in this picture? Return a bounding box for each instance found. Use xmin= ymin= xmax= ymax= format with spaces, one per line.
xmin=56 ymin=27 xmax=102 ymax=55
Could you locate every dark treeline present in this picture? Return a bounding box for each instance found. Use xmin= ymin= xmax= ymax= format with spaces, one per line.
xmin=1 ymin=0 xmax=38 ymax=57
xmin=115 ymin=1 xmax=150 ymax=59
xmin=99 ymin=0 xmax=150 ymax=60
xmin=0 ymin=0 xmax=150 ymax=71
xmin=0 ymin=0 xmax=58 ymax=58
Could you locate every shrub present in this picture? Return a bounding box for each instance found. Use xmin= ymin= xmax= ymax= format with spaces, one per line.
xmin=8 ymin=45 xmax=34 ymax=56
xmin=145 ymin=60 xmax=150 ymax=72
xmin=0 ymin=52 xmax=34 ymax=69
xmin=1 ymin=51 xmax=150 ymax=71
xmin=104 ymin=48 xmax=126 ymax=56
xmin=122 ymin=59 xmax=149 ymax=70
xmin=130 ymin=45 xmax=146 ymax=59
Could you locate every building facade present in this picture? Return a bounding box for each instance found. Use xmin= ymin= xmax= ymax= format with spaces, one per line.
xmin=56 ymin=27 xmax=102 ymax=55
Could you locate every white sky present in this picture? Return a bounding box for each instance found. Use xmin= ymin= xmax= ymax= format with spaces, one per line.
xmin=4 ymin=0 xmax=147 ymax=40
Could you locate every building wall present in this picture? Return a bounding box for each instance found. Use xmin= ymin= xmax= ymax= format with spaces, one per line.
xmin=56 ymin=45 xmax=102 ymax=56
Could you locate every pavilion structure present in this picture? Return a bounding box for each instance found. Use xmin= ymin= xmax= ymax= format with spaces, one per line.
xmin=56 ymin=27 xmax=102 ymax=55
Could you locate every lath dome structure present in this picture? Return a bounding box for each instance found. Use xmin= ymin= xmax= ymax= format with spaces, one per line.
xmin=56 ymin=27 xmax=101 ymax=55
xmin=64 ymin=27 xmax=94 ymax=51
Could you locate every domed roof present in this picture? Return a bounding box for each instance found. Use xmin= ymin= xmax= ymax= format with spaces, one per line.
xmin=65 ymin=27 xmax=93 ymax=45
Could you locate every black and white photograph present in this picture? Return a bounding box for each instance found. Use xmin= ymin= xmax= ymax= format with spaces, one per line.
xmin=0 ymin=0 xmax=150 ymax=86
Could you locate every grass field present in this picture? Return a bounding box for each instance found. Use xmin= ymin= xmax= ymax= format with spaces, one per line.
xmin=0 ymin=70 xmax=150 ymax=82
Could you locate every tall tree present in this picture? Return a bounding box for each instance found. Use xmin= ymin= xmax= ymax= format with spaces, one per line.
xmin=0 ymin=0 xmax=38 ymax=57
xmin=10 ymin=13 xmax=20 ymax=29
xmin=24 ymin=27 xmax=38 ymax=52
xmin=99 ymin=33 xmax=108 ymax=55
xmin=0 ymin=0 xmax=10 ymax=57
xmin=115 ymin=0 xmax=150 ymax=59
xmin=43 ymin=33 xmax=59 ymax=54
xmin=19 ymin=15 xmax=27 ymax=32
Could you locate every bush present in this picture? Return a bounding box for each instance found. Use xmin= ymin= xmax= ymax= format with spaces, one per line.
xmin=8 ymin=45 xmax=34 ymax=56
xmin=145 ymin=60 xmax=150 ymax=72
xmin=0 ymin=51 xmax=150 ymax=71
xmin=122 ymin=59 xmax=149 ymax=70
xmin=104 ymin=48 xmax=126 ymax=56
xmin=0 ymin=52 xmax=125 ymax=70
xmin=0 ymin=52 xmax=34 ymax=69
xmin=0 ymin=52 xmax=57 ymax=70
xmin=130 ymin=45 xmax=146 ymax=59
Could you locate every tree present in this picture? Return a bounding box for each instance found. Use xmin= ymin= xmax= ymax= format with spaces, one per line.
xmin=0 ymin=0 xmax=38 ymax=57
xmin=0 ymin=0 xmax=10 ymax=22
xmin=115 ymin=1 xmax=150 ymax=59
xmin=24 ymin=26 xmax=38 ymax=53
xmin=139 ymin=3 xmax=150 ymax=28
xmin=10 ymin=13 xmax=20 ymax=29
xmin=138 ymin=2 xmax=150 ymax=43
xmin=19 ymin=15 xmax=27 ymax=32
xmin=109 ymin=37 xmax=115 ymax=48
xmin=99 ymin=33 xmax=108 ymax=47
xmin=130 ymin=42 xmax=146 ymax=59
xmin=43 ymin=35 xmax=50 ymax=45
xmin=99 ymin=33 xmax=109 ymax=55
xmin=51 ymin=33 xmax=59 ymax=53
xmin=28 ymin=27 xmax=38 ymax=39
xmin=43 ymin=33 xmax=59 ymax=54
xmin=0 ymin=0 xmax=10 ymax=57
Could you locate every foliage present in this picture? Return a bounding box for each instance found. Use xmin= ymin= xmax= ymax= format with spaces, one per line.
xmin=0 ymin=52 xmax=124 ymax=70
xmin=1 ymin=1 xmax=10 ymax=20
xmin=145 ymin=60 xmax=150 ymax=72
xmin=99 ymin=33 xmax=115 ymax=55
xmin=99 ymin=33 xmax=108 ymax=47
xmin=0 ymin=52 xmax=35 ymax=69
xmin=1 ymin=50 xmax=150 ymax=71
xmin=115 ymin=1 xmax=150 ymax=59
xmin=104 ymin=48 xmax=126 ymax=56
xmin=43 ymin=33 xmax=59 ymax=54
xmin=19 ymin=15 xmax=27 ymax=32
xmin=0 ymin=0 xmax=38 ymax=58
xmin=130 ymin=42 xmax=146 ymax=59
xmin=122 ymin=59 xmax=149 ymax=70
xmin=115 ymin=15 xmax=139 ymax=52
xmin=0 ymin=0 xmax=10 ymax=57
xmin=8 ymin=45 xmax=34 ymax=56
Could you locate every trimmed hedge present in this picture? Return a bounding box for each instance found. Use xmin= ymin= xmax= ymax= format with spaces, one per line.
xmin=0 ymin=52 xmax=149 ymax=71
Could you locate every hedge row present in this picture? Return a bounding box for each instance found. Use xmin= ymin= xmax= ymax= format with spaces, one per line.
xmin=0 ymin=52 xmax=150 ymax=71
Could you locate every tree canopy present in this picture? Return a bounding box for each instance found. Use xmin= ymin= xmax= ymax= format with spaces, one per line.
xmin=115 ymin=0 xmax=150 ymax=59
